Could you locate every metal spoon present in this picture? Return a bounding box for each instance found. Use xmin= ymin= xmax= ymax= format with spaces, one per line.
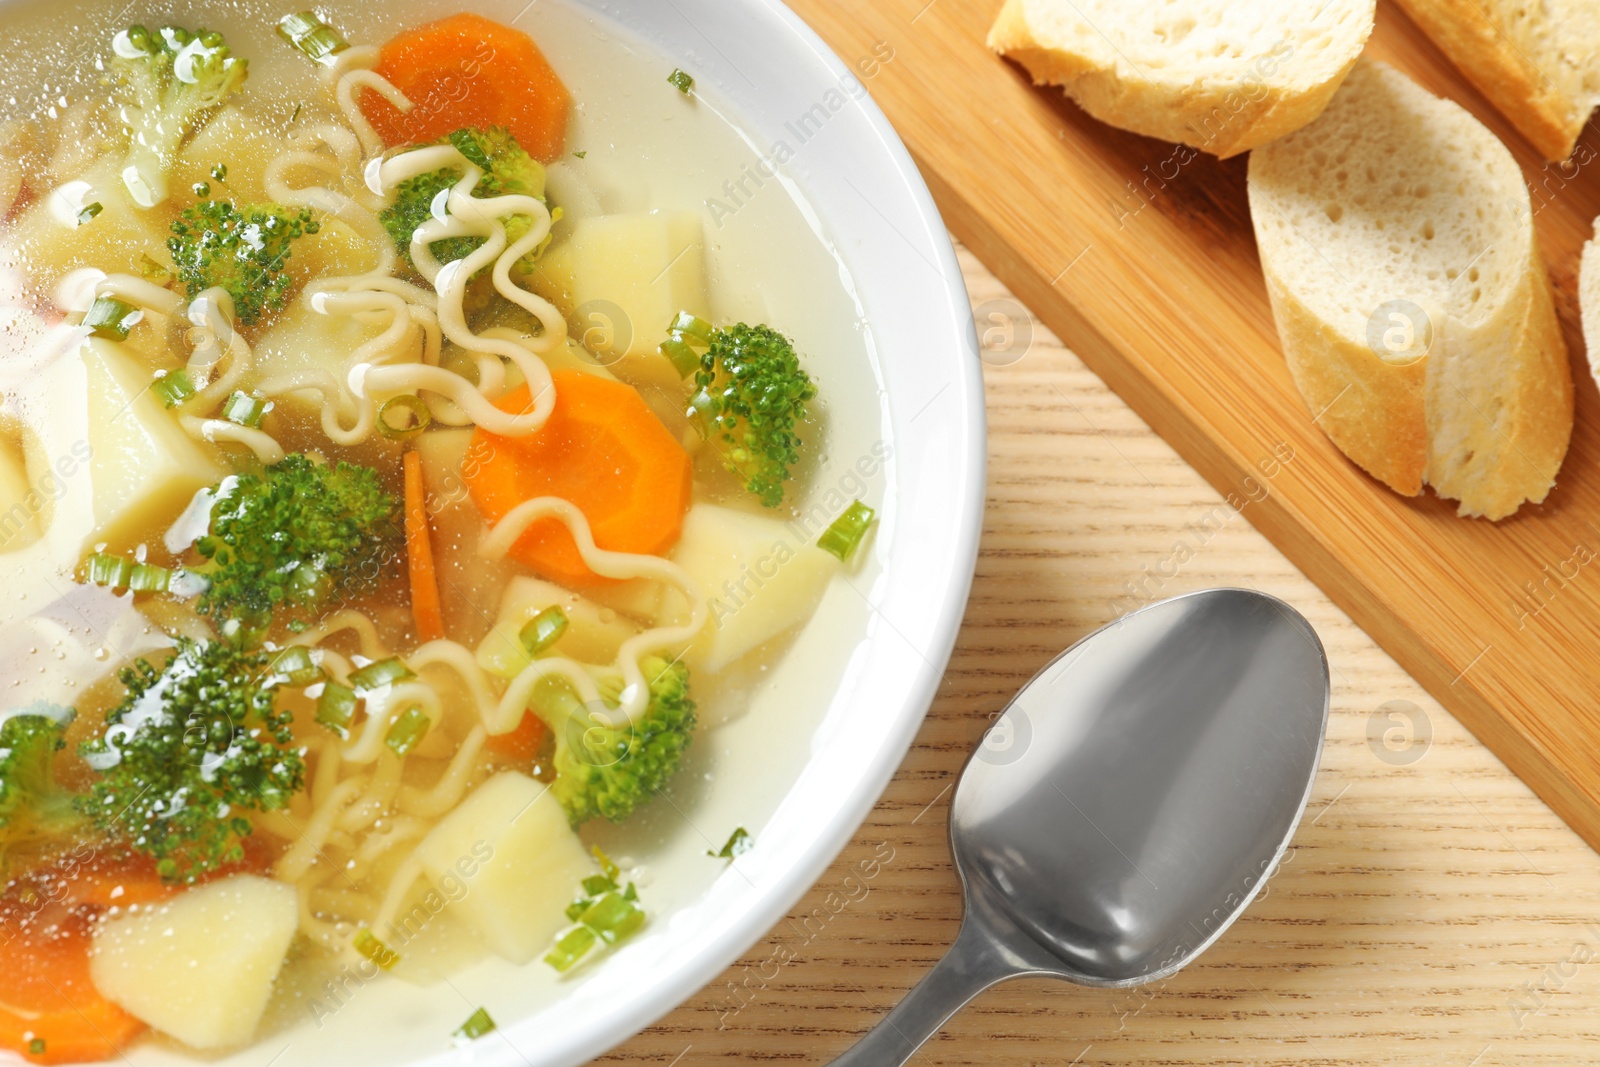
xmin=831 ymin=588 xmax=1329 ymax=1065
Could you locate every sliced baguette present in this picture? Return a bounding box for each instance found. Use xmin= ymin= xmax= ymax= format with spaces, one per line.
xmin=1391 ymin=0 xmax=1600 ymax=161
xmin=987 ymin=0 xmax=1375 ymax=158
xmin=1248 ymin=61 xmax=1573 ymax=520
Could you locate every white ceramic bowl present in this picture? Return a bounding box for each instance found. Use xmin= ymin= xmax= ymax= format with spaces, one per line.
xmin=0 ymin=0 xmax=983 ymax=1061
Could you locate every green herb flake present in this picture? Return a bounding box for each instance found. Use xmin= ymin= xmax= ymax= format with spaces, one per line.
xmin=708 ymin=826 xmax=753 ymax=859
xmin=221 ymin=391 xmax=271 ymax=429
xmin=353 ymin=927 xmax=400 ymax=970
xmin=384 ymin=706 xmax=431 ymax=757
xmin=454 ymin=1007 xmax=497 ymax=1042
xmin=817 ymin=501 xmax=877 ymax=563
xmin=543 ymin=924 xmax=597 ymax=973
xmin=82 ymin=295 xmax=140 ymax=340
xmin=349 ymin=657 xmax=416 ymax=691
xmin=315 ymin=682 xmax=359 ymax=738
xmin=153 ymin=369 xmax=196 ymax=408
xmin=270 ymin=646 xmax=322 ymax=687
xmin=580 ymin=891 xmax=647 ymax=945
xmin=668 ymin=68 xmax=695 ymax=94
xmin=519 ymin=606 xmax=569 ymax=656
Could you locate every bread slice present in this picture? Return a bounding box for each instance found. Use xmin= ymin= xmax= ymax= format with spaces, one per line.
xmin=1391 ymin=0 xmax=1600 ymax=161
xmin=1248 ymin=61 xmax=1573 ymax=520
xmin=987 ymin=0 xmax=1375 ymax=158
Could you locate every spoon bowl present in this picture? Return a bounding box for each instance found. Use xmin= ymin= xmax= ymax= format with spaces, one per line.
xmin=832 ymin=588 xmax=1329 ymax=1064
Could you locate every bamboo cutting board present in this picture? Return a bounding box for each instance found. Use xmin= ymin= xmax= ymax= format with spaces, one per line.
xmin=778 ymin=0 xmax=1600 ymax=850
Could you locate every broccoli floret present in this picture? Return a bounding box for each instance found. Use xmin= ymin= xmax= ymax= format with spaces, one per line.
xmin=380 ymin=126 xmax=556 ymax=275
xmin=193 ymin=454 xmax=401 ymax=637
xmin=534 ymin=656 xmax=696 ymax=826
xmin=80 ymin=639 xmax=305 ymax=883
xmin=109 ymin=25 xmax=247 ymax=208
xmin=167 ymin=200 xmax=321 ymax=326
xmin=0 ymin=705 xmax=88 ymax=875
xmin=693 ymin=324 xmax=817 ymax=508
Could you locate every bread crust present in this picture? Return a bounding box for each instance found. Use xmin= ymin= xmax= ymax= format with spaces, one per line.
xmin=1391 ymin=0 xmax=1587 ymax=161
xmin=1580 ymin=224 xmax=1600 ymax=394
xmin=1258 ymin=269 xmax=1428 ymax=495
xmin=987 ymin=0 xmax=1370 ymax=158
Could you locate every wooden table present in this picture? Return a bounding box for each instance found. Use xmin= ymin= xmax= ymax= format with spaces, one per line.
xmin=597 ymin=246 xmax=1600 ymax=1065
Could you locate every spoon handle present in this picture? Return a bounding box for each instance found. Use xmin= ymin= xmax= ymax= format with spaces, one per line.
xmin=827 ymin=919 xmax=1020 ymax=1066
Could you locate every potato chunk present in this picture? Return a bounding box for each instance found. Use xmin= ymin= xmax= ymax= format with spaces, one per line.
xmin=0 ymin=436 xmax=40 ymax=551
xmin=414 ymin=771 xmax=597 ymax=965
xmin=90 ymin=875 xmax=298 ymax=1051
xmin=2 ymin=159 xmax=168 ymax=296
xmin=530 ymin=211 xmax=709 ymax=372
xmin=670 ymin=504 xmax=839 ymax=673
xmin=79 ymin=338 xmax=225 ymax=550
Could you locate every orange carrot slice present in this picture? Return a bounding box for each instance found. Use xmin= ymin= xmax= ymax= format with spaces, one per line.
xmin=363 ymin=13 xmax=572 ymax=162
xmin=404 ymin=450 xmax=446 ymax=642
xmin=488 ymin=711 xmax=548 ymax=764
xmin=464 ymin=370 xmax=692 ymax=586
xmin=0 ymin=910 xmax=145 ymax=1064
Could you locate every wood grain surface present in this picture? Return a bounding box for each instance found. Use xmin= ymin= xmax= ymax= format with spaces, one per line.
xmin=597 ymin=245 xmax=1600 ymax=1066
xmin=764 ymin=0 xmax=1600 ymax=856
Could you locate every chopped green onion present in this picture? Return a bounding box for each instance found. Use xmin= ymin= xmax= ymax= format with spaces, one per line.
xmin=708 ymin=827 xmax=753 ymax=859
xmin=316 ymin=682 xmax=360 ymax=737
xmin=581 ymin=874 xmax=615 ymax=897
xmin=353 ymin=928 xmax=399 ymax=970
xmin=84 ymin=553 xmax=170 ymax=593
xmin=211 ymin=164 xmax=228 ymax=182
xmin=668 ymin=68 xmax=695 ymax=95
xmin=377 ymin=395 xmax=431 ymax=440
xmin=592 ymin=845 xmax=620 ymax=883
xmin=221 ymin=391 xmax=271 ymax=429
xmin=349 ymin=657 xmax=416 ymax=691
xmin=668 ymin=311 xmax=715 ymax=343
xmin=519 ymin=606 xmax=569 ymax=656
xmin=154 ymin=370 xmax=196 ymax=408
xmin=385 ymin=707 xmax=431 ymax=756
xmin=580 ymin=892 xmax=647 ymax=945
xmin=277 ymin=11 xmax=350 ymax=65
xmin=82 ymin=296 xmax=140 ymax=341
xmin=454 ymin=1007 xmax=497 ymax=1042
xmin=544 ymin=925 xmax=597 ymax=973
xmin=817 ymin=501 xmax=877 ymax=563
xmin=686 ymin=388 xmax=717 ymax=433
xmin=76 ymin=201 xmax=103 ymax=225
xmin=564 ymin=897 xmax=590 ymax=922
xmin=271 ymin=646 xmax=322 ymax=687
xmin=138 ymin=253 xmax=173 ymax=285
xmin=84 ymin=554 xmax=132 ymax=589
xmin=127 ymin=562 xmax=172 ymax=593
xmin=191 ymin=181 xmax=210 ymax=198
xmin=573 ymin=150 xmax=587 ymax=159
xmin=27 ymin=1038 xmax=44 ymax=1056
xmin=659 ymin=335 xmax=701 ymax=379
